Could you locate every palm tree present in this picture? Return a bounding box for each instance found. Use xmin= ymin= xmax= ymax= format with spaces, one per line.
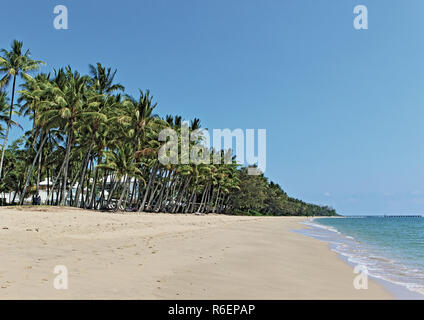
xmin=120 ymin=90 xmax=161 ymax=151
xmin=37 ymin=67 xmax=99 ymax=205
xmin=89 ymin=63 xmax=124 ymax=95
xmin=73 ymin=63 xmax=124 ymax=208
xmin=18 ymin=73 xmax=51 ymax=129
xmin=0 ymin=92 xmax=11 ymax=135
xmin=98 ymin=144 xmax=142 ymax=210
xmin=0 ymin=91 xmax=22 ymax=138
xmin=18 ymin=74 xmax=52 ymax=198
xmin=0 ymin=40 xmax=44 ymax=179
xmin=117 ymin=90 xmax=166 ymax=211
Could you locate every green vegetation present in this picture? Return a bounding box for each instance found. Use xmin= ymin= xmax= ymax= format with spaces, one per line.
xmin=0 ymin=39 xmax=336 ymax=216
xmin=231 ymin=168 xmax=337 ymax=216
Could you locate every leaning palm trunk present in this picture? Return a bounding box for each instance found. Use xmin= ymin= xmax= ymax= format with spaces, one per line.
xmin=221 ymin=195 xmax=229 ymax=213
xmin=74 ymin=138 xmax=95 ymax=207
xmin=60 ymin=127 xmax=73 ymax=206
xmin=46 ymin=167 xmax=50 ymax=204
xmin=116 ymin=175 xmax=129 ymax=211
xmin=204 ymin=186 xmax=212 ymax=213
xmin=176 ymin=186 xmax=190 ymax=213
xmin=45 ymin=160 xmax=66 ymax=205
xmin=213 ymin=186 xmax=221 ymax=213
xmin=139 ymin=163 xmax=158 ymax=212
xmin=187 ymin=189 xmax=197 ymax=213
xmin=153 ymin=171 xmax=170 ymax=212
xmin=146 ymin=170 xmax=162 ymax=210
xmin=0 ymin=75 xmax=16 ymax=180
xmin=205 ymin=185 xmax=213 ymax=213
xmin=218 ymin=194 xmax=226 ymax=213
xmin=158 ymin=171 xmax=176 ymax=211
xmin=35 ymin=135 xmax=44 ymax=196
xmin=11 ymin=187 xmax=19 ymax=204
xmin=83 ymin=159 xmax=93 ymax=208
xmin=172 ymin=176 xmax=191 ymax=213
xmin=97 ymin=170 xmax=108 ymax=209
xmin=196 ymin=183 xmax=210 ymax=213
xmin=19 ymin=134 xmax=48 ymax=205
xmin=88 ymin=161 xmax=100 ymax=209
xmin=128 ymin=179 xmax=137 ymax=207
xmin=63 ymin=167 xmax=82 ymax=206
xmin=170 ymin=179 xmax=184 ymax=213
xmin=106 ymin=176 xmax=118 ymax=208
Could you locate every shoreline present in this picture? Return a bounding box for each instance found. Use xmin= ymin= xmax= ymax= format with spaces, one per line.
xmin=0 ymin=207 xmax=391 ymax=299
xmin=301 ymin=218 xmax=424 ymax=300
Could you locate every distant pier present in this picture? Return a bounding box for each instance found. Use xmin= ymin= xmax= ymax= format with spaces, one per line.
xmin=343 ymin=215 xmax=423 ymax=218
xmin=383 ymin=215 xmax=422 ymax=218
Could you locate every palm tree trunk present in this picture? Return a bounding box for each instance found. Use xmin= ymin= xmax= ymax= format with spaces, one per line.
xmin=159 ymin=170 xmax=175 ymax=212
xmin=146 ymin=169 xmax=162 ymax=211
xmin=213 ymin=186 xmax=221 ymax=213
xmin=83 ymin=158 xmax=93 ymax=208
xmin=129 ymin=179 xmax=137 ymax=207
xmin=188 ymin=189 xmax=197 ymax=213
xmin=197 ymin=183 xmax=210 ymax=213
xmin=139 ymin=163 xmax=157 ymax=212
xmin=0 ymin=75 xmax=16 ymax=180
xmin=153 ymin=170 xmax=171 ymax=212
xmin=63 ymin=167 xmax=82 ymax=206
xmin=60 ymin=126 xmax=73 ymax=206
xmin=106 ymin=175 xmax=117 ymax=208
xmin=74 ymin=138 xmax=94 ymax=207
xmin=45 ymin=160 xmax=66 ymax=205
xmin=222 ymin=194 xmax=228 ymax=213
xmin=19 ymin=134 xmax=48 ymax=205
xmin=173 ymin=176 xmax=192 ymax=213
xmin=46 ymin=166 xmax=50 ymax=205
xmin=11 ymin=189 xmax=18 ymax=203
xmin=97 ymin=170 xmax=108 ymax=209
xmin=147 ymin=181 xmax=161 ymax=211
xmin=106 ymin=173 xmax=116 ymax=202
xmin=56 ymin=179 xmax=61 ymax=205
xmin=116 ymin=175 xmax=129 ymax=211
xmin=36 ymin=146 xmax=43 ymax=195
xmin=35 ymin=132 xmax=45 ymax=197
xmin=204 ymin=186 xmax=212 ymax=213
xmin=88 ymin=160 xmax=100 ymax=209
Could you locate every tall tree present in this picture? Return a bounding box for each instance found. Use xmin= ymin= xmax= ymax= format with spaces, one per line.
xmin=0 ymin=40 xmax=44 ymax=179
xmin=37 ymin=67 xmax=98 ymax=205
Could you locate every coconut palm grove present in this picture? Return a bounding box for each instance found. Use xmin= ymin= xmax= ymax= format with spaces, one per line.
xmin=0 ymin=40 xmax=336 ymax=216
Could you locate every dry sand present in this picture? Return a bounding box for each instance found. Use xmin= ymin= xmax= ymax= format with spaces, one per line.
xmin=0 ymin=207 xmax=392 ymax=299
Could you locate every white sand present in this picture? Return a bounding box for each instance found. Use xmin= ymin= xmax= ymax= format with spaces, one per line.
xmin=0 ymin=207 xmax=392 ymax=299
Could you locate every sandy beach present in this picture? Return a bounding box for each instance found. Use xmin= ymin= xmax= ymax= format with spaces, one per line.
xmin=0 ymin=207 xmax=391 ymax=299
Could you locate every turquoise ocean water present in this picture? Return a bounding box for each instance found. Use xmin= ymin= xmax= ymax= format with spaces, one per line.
xmin=299 ymin=217 xmax=424 ymax=298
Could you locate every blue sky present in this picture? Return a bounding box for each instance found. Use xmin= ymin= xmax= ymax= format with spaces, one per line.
xmin=1 ymin=0 xmax=424 ymax=215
